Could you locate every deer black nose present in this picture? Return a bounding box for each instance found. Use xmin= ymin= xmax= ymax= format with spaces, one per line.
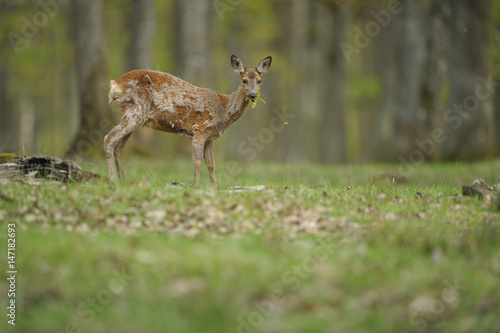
xmin=248 ymin=93 xmax=257 ymax=100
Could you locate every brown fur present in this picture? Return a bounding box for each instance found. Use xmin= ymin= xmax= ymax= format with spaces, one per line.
xmin=104 ymin=55 xmax=272 ymax=186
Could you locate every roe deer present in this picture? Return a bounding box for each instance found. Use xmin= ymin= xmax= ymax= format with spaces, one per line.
xmin=104 ymin=55 xmax=272 ymax=186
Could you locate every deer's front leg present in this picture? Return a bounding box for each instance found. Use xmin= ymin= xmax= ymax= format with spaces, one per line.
xmin=204 ymin=140 xmax=216 ymax=187
xmin=192 ymin=136 xmax=206 ymax=186
xmin=104 ymin=123 xmax=137 ymax=183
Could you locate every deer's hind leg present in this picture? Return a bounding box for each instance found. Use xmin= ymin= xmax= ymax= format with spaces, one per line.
xmin=203 ymin=140 xmax=216 ymax=187
xmin=104 ymin=119 xmax=139 ymax=183
xmin=192 ymin=136 xmax=207 ymax=186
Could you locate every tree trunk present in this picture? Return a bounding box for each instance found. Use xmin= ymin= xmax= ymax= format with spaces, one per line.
xmin=493 ymin=25 xmax=500 ymax=152
xmin=127 ymin=0 xmax=155 ymax=71
xmin=0 ymin=1 xmax=19 ymax=153
xmin=174 ymin=0 xmax=212 ymax=86
xmin=418 ymin=0 xmax=450 ymax=161
xmin=496 ymin=88 xmax=500 ymax=152
xmin=282 ymin=0 xmax=312 ymax=163
xmin=67 ymin=0 xmax=112 ymax=158
xmin=316 ymin=0 xmax=348 ymax=163
xmin=377 ymin=0 xmax=427 ymax=161
xmin=442 ymin=0 xmax=494 ymax=160
xmin=0 ymin=68 xmax=17 ymax=154
xmin=358 ymin=1 xmax=391 ymax=162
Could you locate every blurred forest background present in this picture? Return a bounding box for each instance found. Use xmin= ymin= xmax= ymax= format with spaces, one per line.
xmin=1 ymin=0 xmax=500 ymax=164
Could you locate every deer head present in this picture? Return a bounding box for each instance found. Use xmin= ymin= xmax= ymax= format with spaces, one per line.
xmin=231 ymin=55 xmax=272 ymax=102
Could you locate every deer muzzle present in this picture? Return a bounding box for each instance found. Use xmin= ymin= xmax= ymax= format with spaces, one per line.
xmin=247 ymin=93 xmax=257 ymax=102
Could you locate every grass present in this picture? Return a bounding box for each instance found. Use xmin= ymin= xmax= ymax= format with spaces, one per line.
xmin=1 ymin=158 xmax=500 ymax=333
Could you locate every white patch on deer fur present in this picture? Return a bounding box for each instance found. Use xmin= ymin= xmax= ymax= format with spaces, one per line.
xmin=148 ymin=84 xmax=174 ymax=113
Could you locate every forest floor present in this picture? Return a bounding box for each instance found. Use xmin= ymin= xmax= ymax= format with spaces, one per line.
xmin=1 ymin=159 xmax=499 ymax=333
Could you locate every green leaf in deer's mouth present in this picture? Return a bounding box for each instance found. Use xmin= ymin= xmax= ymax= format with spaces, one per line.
xmin=246 ymin=93 xmax=266 ymax=109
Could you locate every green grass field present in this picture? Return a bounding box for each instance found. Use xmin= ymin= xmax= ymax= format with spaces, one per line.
xmin=1 ymin=159 xmax=500 ymax=333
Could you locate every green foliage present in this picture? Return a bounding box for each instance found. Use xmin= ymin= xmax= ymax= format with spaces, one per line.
xmin=347 ymin=73 xmax=381 ymax=100
xmin=492 ymin=0 xmax=500 ymax=25
xmin=247 ymin=93 xmax=266 ymax=108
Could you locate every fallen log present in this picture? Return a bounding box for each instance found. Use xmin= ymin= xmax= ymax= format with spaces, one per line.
xmin=0 ymin=155 xmax=104 ymax=183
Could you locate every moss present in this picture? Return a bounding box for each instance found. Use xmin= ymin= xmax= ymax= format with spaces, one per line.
xmin=0 ymin=153 xmax=16 ymax=163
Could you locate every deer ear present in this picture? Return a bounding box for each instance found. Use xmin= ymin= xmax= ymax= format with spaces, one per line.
xmin=256 ymin=56 xmax=272 ymax=74
xmin=231 ymin=55 xmax=245 ymax=74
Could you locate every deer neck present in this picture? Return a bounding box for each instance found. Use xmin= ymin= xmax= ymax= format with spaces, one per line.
xmin=225 ymin=85 xmax=250 ymax=120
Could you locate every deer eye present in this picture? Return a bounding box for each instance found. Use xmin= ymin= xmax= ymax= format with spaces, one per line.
xmin=257 ymin=79 xmax=262 ymax=85
xmin=242 ymin=79 xmax=248 ymax=85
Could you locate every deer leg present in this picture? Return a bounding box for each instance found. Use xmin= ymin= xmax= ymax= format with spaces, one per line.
xmin=192 ymin=136 xmax=206 ymax=186
xmin=114 ymin=133 xmax=132 ymax=182
xmin=104 ymin=121 xmax=138 ymax=183
xmin=104 ymin=127 xmax=120 ymax=183
xmin=203 ymin=140 xmax=217 ymax=187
